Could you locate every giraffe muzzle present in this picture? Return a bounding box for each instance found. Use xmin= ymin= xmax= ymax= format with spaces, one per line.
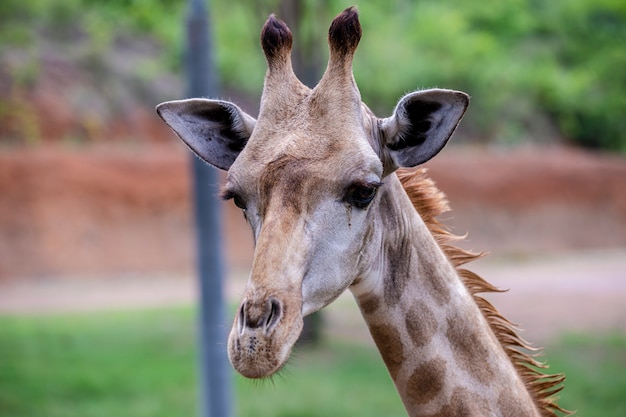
xmin=228 ymin=292 xmax=303 ymax=379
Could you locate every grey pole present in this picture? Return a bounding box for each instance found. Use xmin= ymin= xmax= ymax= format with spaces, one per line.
xmin=185 ymin=1 xmax=232 ymax=416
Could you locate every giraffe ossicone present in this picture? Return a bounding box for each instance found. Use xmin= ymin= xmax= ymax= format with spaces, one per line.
xmin=157 ymin=6 xmax=570 ymax=416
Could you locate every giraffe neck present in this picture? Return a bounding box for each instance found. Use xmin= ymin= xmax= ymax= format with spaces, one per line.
xmin=350 ymin=175 xmax=540 ymax=417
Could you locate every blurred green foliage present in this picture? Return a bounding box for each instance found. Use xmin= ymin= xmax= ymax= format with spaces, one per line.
xmin=1 ymin=0 xmax=625 ymax=150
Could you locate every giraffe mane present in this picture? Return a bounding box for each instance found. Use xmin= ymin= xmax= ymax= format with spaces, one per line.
xmin=397 ymin=167 xmax=572 ymax=417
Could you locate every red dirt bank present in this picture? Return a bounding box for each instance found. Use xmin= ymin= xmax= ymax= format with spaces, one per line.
xmin=0 ymin=145 xmax=625 ymax=281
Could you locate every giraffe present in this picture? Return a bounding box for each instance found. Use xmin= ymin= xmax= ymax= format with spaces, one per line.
xmin=157 ymin=7 xmax=570 ymax=416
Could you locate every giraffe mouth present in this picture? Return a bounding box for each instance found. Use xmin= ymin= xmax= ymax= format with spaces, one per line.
xmin=227 ymin=294 xmax=304 ymax=379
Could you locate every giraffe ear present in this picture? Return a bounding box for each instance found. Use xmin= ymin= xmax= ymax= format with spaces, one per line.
xmin=380 ymin=89 xmax=469 ymax=169
xmin=156 ymin=98 xmax=256 ymax=170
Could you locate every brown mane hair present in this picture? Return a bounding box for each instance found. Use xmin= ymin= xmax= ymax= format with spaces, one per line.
xmin=397 ymin=167 xmax=572 ymax=417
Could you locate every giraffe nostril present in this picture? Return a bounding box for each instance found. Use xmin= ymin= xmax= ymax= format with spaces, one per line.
xmin=238 ymin=300 xmax=247 ymax=335
xmin=238 ymin=298 xmax=282 ymax=334
xmin=264 ymin=297 xmax=282 ymax=332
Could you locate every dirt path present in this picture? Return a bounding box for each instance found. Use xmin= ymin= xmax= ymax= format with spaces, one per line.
xmin=471 ymin=248 xmax=626 ymax=343
xmin=1 ymin=249 xmax=624 ymax=345
xmin=322 ymin=248 xmax=626 ymax=346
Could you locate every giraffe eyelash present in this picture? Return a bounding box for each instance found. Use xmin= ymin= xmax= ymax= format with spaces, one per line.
xmin=221 ymin=189 xmax=247 ymax=211
xmin=220 ymin=189 xmax=236 ymax=201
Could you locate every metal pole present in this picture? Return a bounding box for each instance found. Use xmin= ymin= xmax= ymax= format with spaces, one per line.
xmin=185 ymin=1 xmax=232 ymax=416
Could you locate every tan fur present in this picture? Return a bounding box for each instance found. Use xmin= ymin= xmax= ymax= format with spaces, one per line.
xmin=397 ymin=167 xmax=572 ymax=417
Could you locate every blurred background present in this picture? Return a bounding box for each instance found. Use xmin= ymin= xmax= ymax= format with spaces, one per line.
xmin=0 ymin=0 xmax=625 ymax=416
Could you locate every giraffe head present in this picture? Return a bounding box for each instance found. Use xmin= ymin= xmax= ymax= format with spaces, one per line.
xmin=157 ymin=7 xmax=468 ymax=378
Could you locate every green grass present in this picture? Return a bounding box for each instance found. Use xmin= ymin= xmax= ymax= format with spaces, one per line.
xmin=235 ymin=344 xmax=403 ymax=417
xmin=546 ymin=333 xmax=626 ymax=417
xmin=0 ymin=309 xmax=198 ymax=417
xmin=0 ymin=308 xmax=624 ymax=417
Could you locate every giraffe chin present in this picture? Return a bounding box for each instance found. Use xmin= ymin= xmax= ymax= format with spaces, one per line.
xmin=227 ymin=311 xmax=303 ymax=379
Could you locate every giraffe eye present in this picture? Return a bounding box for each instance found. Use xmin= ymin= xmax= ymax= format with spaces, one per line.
xmin=345 ymin=181 xmax=382 ymax=209
xmin=233 ymin=195 xmax=247 ymax=211
xmin=222 ymin=190 xmax=247 ymax=211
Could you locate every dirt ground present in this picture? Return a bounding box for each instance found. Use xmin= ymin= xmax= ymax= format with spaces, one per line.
xmin=1 ymin=248 xmax=624 ymax=347
xmin=0 ymin=144 xmax=625 ymax=345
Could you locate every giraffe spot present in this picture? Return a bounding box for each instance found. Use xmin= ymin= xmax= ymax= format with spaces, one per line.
xmin=406 ymin=357 xmax=446 ymax=406
xmin=421 ymin=261 xmax=451 ymax=306
xmin=383 ymin=234 xmax=413 ymax=305
xmin=424 ymin=387 xmax=490 ymax=417
xmin=369 ymin=324 xmax=404 ymax=380
xmin=446 ymin=314 xmax=495 ymax=385
xmin=357 ymin=295 xmax=380 ymax=315
xmin=376 ymin=191 xmax=412 ymax=306
xmin=405 ymin=301 xmax=438 ymax=348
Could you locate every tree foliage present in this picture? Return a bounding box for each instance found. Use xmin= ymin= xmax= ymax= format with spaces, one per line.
xmin=1 ymin=0 xmax=624 ymax=151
